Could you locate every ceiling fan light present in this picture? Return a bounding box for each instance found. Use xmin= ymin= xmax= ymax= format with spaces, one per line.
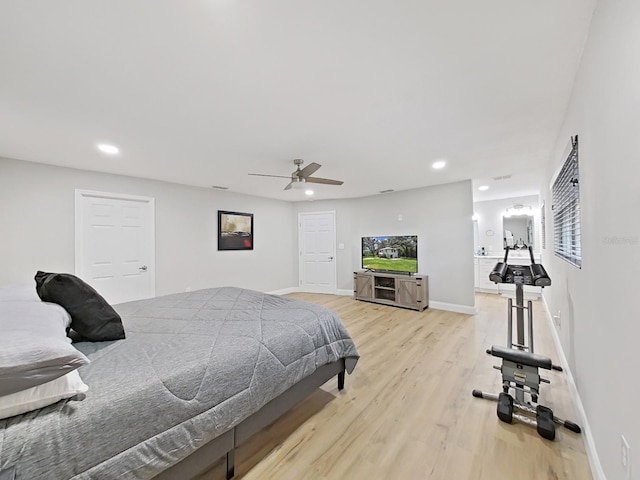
xmin=291 ymin=179 xmax=306 ymax=190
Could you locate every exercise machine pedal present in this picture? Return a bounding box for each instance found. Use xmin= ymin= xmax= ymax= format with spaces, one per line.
xmin=497 ymin=393 xmax=514 ymax=424
xmin=536 ymin=405 xmax=556 ymax=440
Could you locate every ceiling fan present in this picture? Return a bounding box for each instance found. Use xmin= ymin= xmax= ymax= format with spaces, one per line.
xmin=248 ymin=159 xmax=344 ymax=191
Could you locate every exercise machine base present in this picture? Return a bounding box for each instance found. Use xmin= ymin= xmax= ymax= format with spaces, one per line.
xmin=472 ymin=389 xmax=581 ymax=440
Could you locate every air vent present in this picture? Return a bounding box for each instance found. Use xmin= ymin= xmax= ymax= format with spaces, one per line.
xmin=492 ymin=175 xmax=512 ymax=181
xmin=379 ymin=189 xmax=395 ymax=194
xmin=211 ymin=185 xmax=229 ymax=190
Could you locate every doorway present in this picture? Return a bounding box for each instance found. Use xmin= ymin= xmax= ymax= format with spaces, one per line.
xmin=298 ymin=211 xmax=337 ymax=294
xmin=75 ymin=189 xmax=155 ymax=304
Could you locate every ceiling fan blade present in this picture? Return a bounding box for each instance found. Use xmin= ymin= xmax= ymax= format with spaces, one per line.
xmin=284 ymin=181 xmax=293 ymax=190
xmin=298 ymin=162 xmax=321 ymax=178
xmin=248 ymin=173 xmax=292 ymax=179
xmin=306 ymin=177 xmax=344 ymax=186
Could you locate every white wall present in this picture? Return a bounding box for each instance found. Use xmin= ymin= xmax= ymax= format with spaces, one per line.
xmin=0 ymin=158 xmax=475 ymax=310
xmin=295 ymin=181 xmax=475 ymax=309
xmin=473 ymin=195 xmax=541 ymax=255
xmin=542 ymin=1 xmax=640 ymax=478
xmin=0 ymin=158 xmax=297 ymax=295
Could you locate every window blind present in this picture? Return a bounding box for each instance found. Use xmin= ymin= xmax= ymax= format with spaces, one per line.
xmin=552 ymin=136 xmax=581 ymax=267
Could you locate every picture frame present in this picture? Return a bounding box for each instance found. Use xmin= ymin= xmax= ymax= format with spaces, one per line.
xmin=218 ymin=210 xmax=254 ymax=251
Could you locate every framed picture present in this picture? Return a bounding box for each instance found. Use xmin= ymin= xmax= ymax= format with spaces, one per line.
xmin=218 ymin=210 xmax=254 ymax=250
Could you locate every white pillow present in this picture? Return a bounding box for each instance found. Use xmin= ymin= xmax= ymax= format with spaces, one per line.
xmin=0 ymin=370 xmax=89 ymax=420
xmin=0 ymin=301 xmax=85 ymax=396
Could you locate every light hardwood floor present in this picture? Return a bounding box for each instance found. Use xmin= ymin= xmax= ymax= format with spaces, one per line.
xmin=199 ymin=293 xmax=592 ymax=480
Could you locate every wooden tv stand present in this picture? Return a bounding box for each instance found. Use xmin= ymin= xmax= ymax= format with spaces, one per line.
xmin=353 ymin=271 xmax=429 ymax=311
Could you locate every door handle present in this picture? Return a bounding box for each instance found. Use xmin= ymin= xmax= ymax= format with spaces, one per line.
xmin=139 ymin=265 xmax=148 ymax=271
xmin=328 ymin=256 xmax=334 ymax=261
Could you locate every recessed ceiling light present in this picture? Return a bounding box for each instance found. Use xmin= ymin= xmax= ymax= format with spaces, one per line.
xmin=478 ymin=185 xmax=489 ymax=191
xmin=305 ymin=189 xmax=314 ymax=196
xmin=432 ymin=160 xmax=446 ymax=169
xmin=97 ymin=143 xmax=119 ymax=155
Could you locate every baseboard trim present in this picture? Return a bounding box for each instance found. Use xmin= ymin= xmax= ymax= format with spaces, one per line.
xmin=541 ymin=295 xmax=606 ymax=480
xmin=268 ymin=287 xmax=353 ymax=296
xmin=269 ymin=289 xmax=478 ymax=315
xmin=266 ymin=287 xmax=299 ymax=295
xmin=429 ymin=301 xmax=478 ymax=315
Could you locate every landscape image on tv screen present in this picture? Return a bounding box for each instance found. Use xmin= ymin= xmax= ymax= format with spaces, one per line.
xmin=361 ymin=235 xmax=418 ymax=273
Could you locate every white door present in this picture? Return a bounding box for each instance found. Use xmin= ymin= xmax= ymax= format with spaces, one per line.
xmin=75 ymin=190 xmax=155 ymax=305
xmin=298 ymin=211 xmax=336 ymax=294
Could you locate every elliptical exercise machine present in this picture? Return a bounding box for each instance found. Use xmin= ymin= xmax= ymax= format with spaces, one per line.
xmin=472 ymin=246 xmax=581 ymax=440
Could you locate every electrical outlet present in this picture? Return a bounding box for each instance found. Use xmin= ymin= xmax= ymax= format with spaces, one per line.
xmin=553 ymin=310 xmax=561 ymax=328
xmin=621 ymin=435 xmax=631 ymax=479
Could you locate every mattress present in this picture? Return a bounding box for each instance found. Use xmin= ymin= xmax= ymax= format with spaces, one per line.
xmin=0 ymin=287 xmax=359 ymax=479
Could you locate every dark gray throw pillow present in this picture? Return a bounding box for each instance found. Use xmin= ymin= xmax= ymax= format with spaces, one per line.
xmin=34 ymin=271 xmax=126 ymax=342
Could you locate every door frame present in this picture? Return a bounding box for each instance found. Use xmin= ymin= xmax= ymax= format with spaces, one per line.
xmin=74 ymin=189 xmax=156 ymax=298
xmin=297 ymin=210 xmax=337 ymax=294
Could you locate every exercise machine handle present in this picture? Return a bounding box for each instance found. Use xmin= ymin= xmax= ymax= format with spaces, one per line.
xmin=489 ymin=262 xmax=508 ymax=284
xmin=530 ymin=264 xmax=552 ymax=287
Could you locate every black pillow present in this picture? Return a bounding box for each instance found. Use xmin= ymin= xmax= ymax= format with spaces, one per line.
xmin=34 ymin=271 xmax=125 ymax=342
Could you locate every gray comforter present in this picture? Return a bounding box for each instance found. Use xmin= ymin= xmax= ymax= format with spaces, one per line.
xmin=0 ymin=287 xmax=359 ymax=479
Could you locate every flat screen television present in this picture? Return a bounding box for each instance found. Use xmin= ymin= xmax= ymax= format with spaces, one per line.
xmin=361 ymin=235 xmax=418 ymax=274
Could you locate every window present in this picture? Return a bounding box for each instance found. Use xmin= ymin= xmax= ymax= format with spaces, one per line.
xmin=541 ymin=201 xmax=546 ymax=249
xmin=552 ymin=135 xmax=581 ymax=268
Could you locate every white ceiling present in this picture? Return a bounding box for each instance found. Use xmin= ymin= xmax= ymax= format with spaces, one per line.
xmin=0 ymin=1 xmax=596 ymax=202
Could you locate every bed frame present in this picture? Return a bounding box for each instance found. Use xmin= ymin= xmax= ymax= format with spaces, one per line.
xmin=154 ymin=359 xmax=346 ymax=480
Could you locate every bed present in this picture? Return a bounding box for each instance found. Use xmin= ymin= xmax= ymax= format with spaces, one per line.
xmin=0 ymin=286 xmax=359 ymax=480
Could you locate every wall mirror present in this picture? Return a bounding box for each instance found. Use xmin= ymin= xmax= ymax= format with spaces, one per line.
xmin=503 ymin=212 xmax=534 ymax=249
